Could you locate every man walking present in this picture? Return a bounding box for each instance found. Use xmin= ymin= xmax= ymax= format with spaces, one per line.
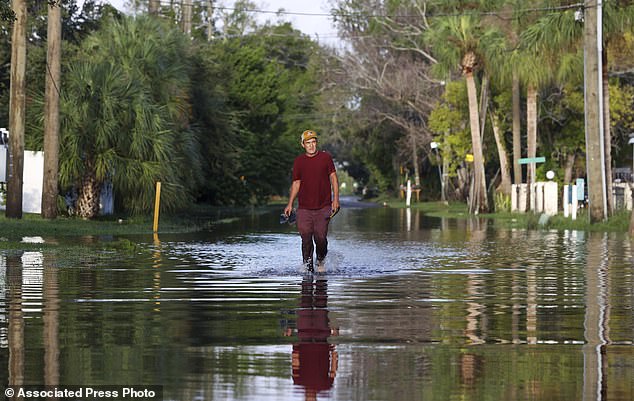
xmin=284 ymin=130 xmax=340 ymax=272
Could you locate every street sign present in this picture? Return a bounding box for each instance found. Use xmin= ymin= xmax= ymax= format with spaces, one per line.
xmin=518 ymin=157 xmax=546 ymax=164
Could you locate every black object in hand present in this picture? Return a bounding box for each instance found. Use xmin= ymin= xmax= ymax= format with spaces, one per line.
xmin=326 ymin=207 xmax=340 ymax=220
xmin=280 ymin=210 xmax=296 ymax=224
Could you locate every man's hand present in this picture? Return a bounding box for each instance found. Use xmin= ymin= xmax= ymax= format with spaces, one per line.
xmin=326 ymin=199 xmax=341 ymax=220
xmin=331 ymin=198 xmax=340 ymax=214
xmin=283 ymin=204 xmax=293 ymax=217
xmin=285 ymin=180 xmax=301 ymax=217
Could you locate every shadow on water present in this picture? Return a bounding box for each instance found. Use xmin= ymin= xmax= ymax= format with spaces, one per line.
xmin=1 ymin=201 xmax=634 ymax=400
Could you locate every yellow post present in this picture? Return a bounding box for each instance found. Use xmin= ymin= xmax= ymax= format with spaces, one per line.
xmin=153 ymin=181 xmax=161 ymax=233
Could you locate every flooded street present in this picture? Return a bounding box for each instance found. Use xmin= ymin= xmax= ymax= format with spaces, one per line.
xmin=1 ymin=203 xmax=634 ymax=400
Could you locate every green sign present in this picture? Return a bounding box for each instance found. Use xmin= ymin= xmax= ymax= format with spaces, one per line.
xmin=518 ymin=157 xmax=546 ymax=164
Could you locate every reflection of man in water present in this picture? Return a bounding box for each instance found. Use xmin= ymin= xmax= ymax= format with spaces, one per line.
xmin=287 ymin=277 xmax=338 ymax=400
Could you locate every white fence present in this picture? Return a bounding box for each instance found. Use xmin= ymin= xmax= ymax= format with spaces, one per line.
xmin=511 ymin=181 xmax=633 ymax=219
xmin=0 ymin=150 xmax=44 ymax=214
xmin=612 ymin=182 xmax=633 ymax=211
xmin=0 ymin=150 xmax=113 ymax=215
xmin=511 ymin=182 xmax=558 ymax=215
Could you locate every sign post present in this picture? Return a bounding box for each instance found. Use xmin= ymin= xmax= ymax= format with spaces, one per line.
xmin=153 ymin=181 xmax=161 ymax=233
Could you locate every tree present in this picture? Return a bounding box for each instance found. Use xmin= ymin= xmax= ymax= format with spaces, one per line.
xmin=329 ymin=0 xmax=442 ymax=194
xmin=6 ymin=0 xmax=27 ymax=219
xmin=489 ymin=94 xmax=512 ymax=196
xmin=512 ymin=70 xmax=522 ymax=185
xmin=470 ymin=51 xmax=513 ymax=198
xmin=211 ymin=23 xmax=323 ymax=203
xmin=334 ymin=38 xmax=439 ymax=190
xmin=1 ymin=1 xmax=122 ymax=140
xmin=428 ymin=81 xmax=474 ymax=201
xmin=216 ymin=0 xmax=258 ymax=37
xmin=521 ymin=2 xmax=634 ymax=219
xmin=427 ymin=15 xmax=504 ymax=213
xmin=519 ymin=5 xmax=582 ymax=193
xmin=538 ymin=84 xmax=586 ymax=184
xmin=58 ymin=17 xmax=200 ymax=217
xmin=188 ymin=42 xmax=243 ymax=205
xmin=0 ymin=0 xmax=13 ymax=21
xmin=41 ymin=0 xmax=62 ymax=219
xmin=485 ymin=1 xmax=542 ymax=188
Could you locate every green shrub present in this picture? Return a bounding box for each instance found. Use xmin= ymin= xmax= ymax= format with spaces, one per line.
xmin=494 ymin=192 xmax=511 ymax=213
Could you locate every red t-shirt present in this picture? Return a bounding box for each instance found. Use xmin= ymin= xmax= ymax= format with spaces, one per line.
xmin=292 ymin=151 xmax=336 ymax=210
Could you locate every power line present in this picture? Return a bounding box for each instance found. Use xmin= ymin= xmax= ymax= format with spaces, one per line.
xmin=155 ymin=1 xmax=333 ymax=16
xmin=150 ymin=1 xmax=620 ymax=43
xmin=215 ymin=6 xmax=332 ymax=18
xmin=154 ymin=1 xmax=589 ymax=19
xmin=211 ymin=3 xmax=588 ymax=20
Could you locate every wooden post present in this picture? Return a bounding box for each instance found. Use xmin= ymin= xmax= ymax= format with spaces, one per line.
xmin=584 ymin=0 xmax=607 ymax=222
xmin=6 ymin=0 xmax=27 ymax=219
xmin=153 ymin=181 xmax=161 ymax=233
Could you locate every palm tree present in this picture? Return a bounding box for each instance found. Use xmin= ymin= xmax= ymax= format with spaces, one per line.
xmin=59 ymin=61 xmax=133 ymax=218
xmin=516 ymin=53 xmax=550 ymax=187
xmin=490 ymin=111 xmax=512 ymax=195
xmin=59 ymin=17 xmax=200 ymax=218
xmin=512 ymin=70 xmax=522 ymax=185
xmin=494 ymin=1 xmax=538 ymax=187
xmin=427 ymin=15 xmax=504 ymax=213
xmin=41 ymin=0 xmax=62 ymax=219
xmin=519 ymin=7 xmax=580 ymax=190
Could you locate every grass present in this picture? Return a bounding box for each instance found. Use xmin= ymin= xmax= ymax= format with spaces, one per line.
xmin=0 ymin=203 xmax=278 ymax=249
xmin=0 ymin=212 xmax=208 ymax=239
xmin=0 ymin=198 xmax=631 ymax=251
xmin=373 ymin=196 xmax=632 ymax=233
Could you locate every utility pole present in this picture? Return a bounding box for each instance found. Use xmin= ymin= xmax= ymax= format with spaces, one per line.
xmin=583 ymin=0 xmax=607 ymax=223
xmin=207 ymin=0 xmax=214 ymax=41
xmin=6 ymin=0 xmax=27 ymax=219
xmin=42 ymin=0 xmax=61 ymax=219
xmin=148 ymin=0 xmax=160 ymax=15
xmin=181 ymin=0 xmax=192 ymax=36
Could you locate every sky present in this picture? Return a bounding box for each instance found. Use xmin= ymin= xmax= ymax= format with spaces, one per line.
xmin=99 ymin=0 xmax=340 ymax=45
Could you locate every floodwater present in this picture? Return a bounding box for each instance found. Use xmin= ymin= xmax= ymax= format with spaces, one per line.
xmin=1 ymin=200 xmax=634 ymax=401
